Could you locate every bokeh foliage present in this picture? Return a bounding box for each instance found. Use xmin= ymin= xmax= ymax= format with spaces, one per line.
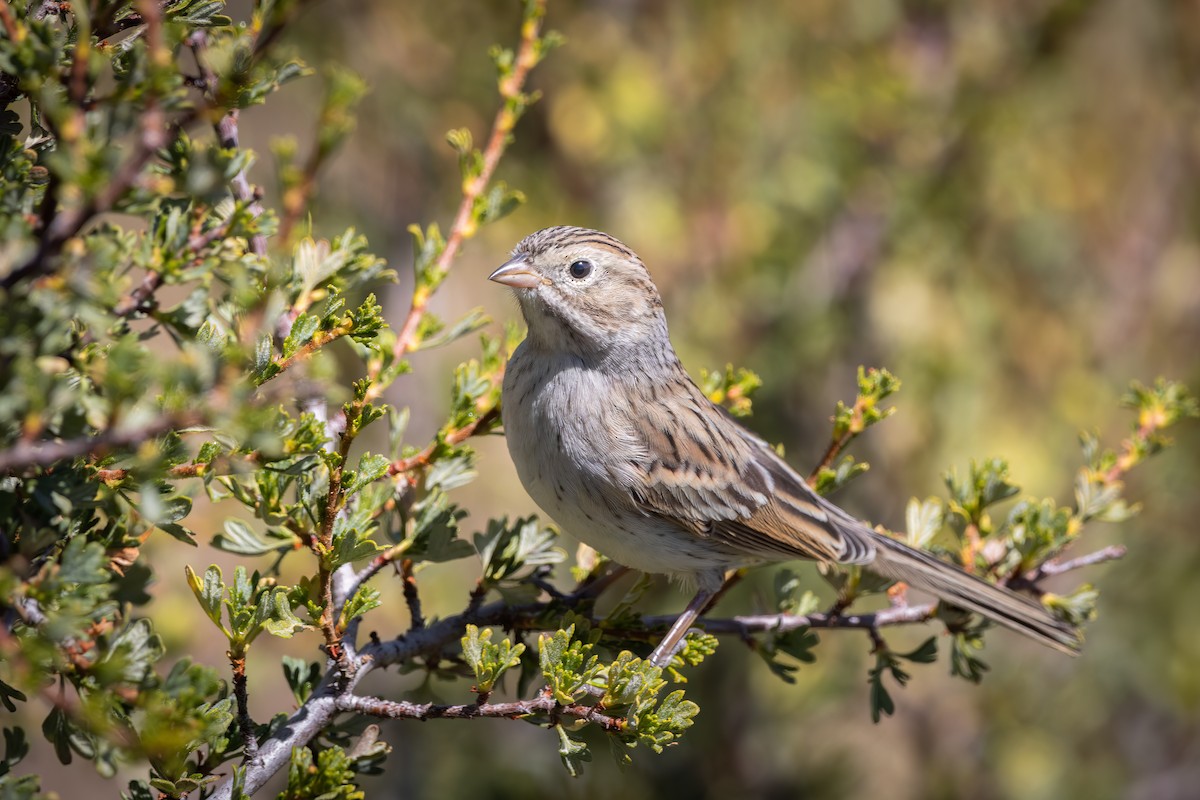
xmin=1 ymin=1 xmax=1199 ymax=799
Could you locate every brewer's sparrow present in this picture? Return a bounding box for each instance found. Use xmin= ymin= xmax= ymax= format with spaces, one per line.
xmin=491 ymin=226 xmax=1079 ymax=666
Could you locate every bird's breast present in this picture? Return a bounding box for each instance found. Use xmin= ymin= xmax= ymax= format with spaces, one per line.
xmin=500 ymin=345 xmax=739 ymax=578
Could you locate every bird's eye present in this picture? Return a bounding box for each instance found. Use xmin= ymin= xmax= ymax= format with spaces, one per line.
xmin=568 ymin=260 xmax=593 ymax=279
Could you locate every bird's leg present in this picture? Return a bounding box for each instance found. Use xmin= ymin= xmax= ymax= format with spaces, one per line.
xmin=648 ymin=587 xmax=715 ymax=668
xmin=700 ymin=569 xmax=745 ymax=615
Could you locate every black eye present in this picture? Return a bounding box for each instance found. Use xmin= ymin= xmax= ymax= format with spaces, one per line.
xmin=568 ymin=259 xmax=593 ymax=279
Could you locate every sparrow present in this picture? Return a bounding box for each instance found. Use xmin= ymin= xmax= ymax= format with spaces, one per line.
xmin=490 ymin=225 xmax=1079 ymax=666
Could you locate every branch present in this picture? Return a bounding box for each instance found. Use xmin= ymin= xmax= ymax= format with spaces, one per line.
xmin=337 ymin=690 xmax=626 ymax=732
xmin=387 ymin=405 xmax=500 ymax=475
xmin=213 ymin=574 xmax=955 ymax=800
xmin=229 ymin=653 xmax=259 ymax=760
xmin=400 ymin=559 xmax=424 ymax=630
xmin=257 ymin=324 xmax=353 ymax=384
xmin=808 ymin=434 xmax=850 ymax=487
xmin=210 ymin=593 xmax=592 ymax=799
xmin=0 ymin=412 xmax=199 ymax=474
xmin=189 ymin=31 xmax=268 ymax=257
xmin=647 ymin=603 xmax=940 ymax=637
xmin=0 ymin=2 xmax=19 ymax=41
xmin=1016 ymin=544 xmax=1127 ymax=587
xmin=216 ymin=110 xmax=268 ymax=257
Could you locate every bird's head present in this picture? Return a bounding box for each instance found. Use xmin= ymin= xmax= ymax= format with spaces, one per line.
xmin=489 ymin=226 xmax=668 ymax=359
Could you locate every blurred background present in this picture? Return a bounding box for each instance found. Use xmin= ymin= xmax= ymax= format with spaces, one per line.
xmin=32 ymin=1 xmax=1200 ymax=797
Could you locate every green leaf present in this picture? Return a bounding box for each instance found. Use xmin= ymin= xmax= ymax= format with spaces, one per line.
xmin=475 ymin=515 xmax=565 ymax=584
xmin=461 ymin=625 xmax=526 ymax=694
xmin=41 ymin=706 xmax=93 ymax=765
xmin=338 ymin=585 xmax=381 ymax=629
xmin=905 ymin=498 xmax=944 ymax=550
xmin=279 ymin=743 xmax=371 ymax=800
xmin=344 ymin=452 xmax=390 ymax=494
xmin=57 ymin=537 xmax=108 ymax=586
xmin=699 ymin=364 xmax=762 ymax=417
xmin=812 ymin=455 xmax=870 ymax=496
xmin=96 ymin=618 xmax=165 ymax=685
xmin=184 ymin=565 xmax=228 ymax=635
xmin=948 ymin=626 xmax=991 ymax=684
xmin=896 ymin=636 xmax=939 ymax=664
xmin=329 ymin=518 xmax=385 ymax=569
xmin=630 ymin=689 xmax=700 ymax=753
xmin=282 ymin=657 xmax=323 ymax=705
xmin=415 ymin=308 xmax=490 ymax=351
xmin=555 ymin=725 xmax=591 ymax=778
xmin=403 ymin=490 xmax=475 ymax=564
xmin=213 ymin=519 xmax=288 ymax=556
xmin=539 ymin=625 xmax=601 ymax=704
xmin=282 ymin=313 xmax=320 ymax=359
xmin=256 ymin=588 xmax=308 ymax=639
xmin=1042 ymin=585 xmax=1097 ymax=627
xmin=868 ymin=669 xmax=894 ymax=723
xmin=1 ymin=726 xmax=30 ymax=777
xmin=0 ymin=679 xmax=28 ymax=714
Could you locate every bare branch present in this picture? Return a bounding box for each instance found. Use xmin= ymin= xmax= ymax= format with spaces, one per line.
xmin=230 ymin=654 xmax=259 ymax=760
xmin=640 ymin=602 xmax=939 ymax=637
xmin=1025 ymin=545 xmax=1127 ymax=582
xmin=401 ymin=559 xmax=424 ymax=630
xmin=337 ymin=690 xmax=626 ymax=732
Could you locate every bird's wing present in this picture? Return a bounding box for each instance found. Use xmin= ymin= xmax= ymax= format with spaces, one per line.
xmin=626 ymin=385 xmax=875 ymax=566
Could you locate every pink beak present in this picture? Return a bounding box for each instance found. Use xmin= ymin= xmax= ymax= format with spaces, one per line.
xmin=488 ymin=259 xmax=546 ymax=289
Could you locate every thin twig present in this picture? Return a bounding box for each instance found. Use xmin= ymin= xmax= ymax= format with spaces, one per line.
xmin=215 ymin=110 xmax=268 ymax=256
xmin=337 ymin=690 xmax=626 ymax=732
xmin=400 ymin=559 xmax=424 ymax=630
xmin=0 ymin=412 xmax=200 ymax=474
xmin=387 ymin=406 xmax=500 ymax=475
xmin=258 ymin=324 xmax=353 ymax=384
xmin=113 ymin=269 xmax=165 ymax=317
xmin=190 ymin=31 xmax=268 ymax=257
xmin=1022 ymin=545 xmax=1127 ymax=584
xmin=230 ymin=654 xmax=259 ymax=760
xmin=808 ymin=436 xmax=850 ymax=487
xmin=0 ymin=2 xmax=20 ymax=40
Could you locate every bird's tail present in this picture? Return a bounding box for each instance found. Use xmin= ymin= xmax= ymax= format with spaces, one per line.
xmin=867 ymin=531 xmax=1081 ymax=655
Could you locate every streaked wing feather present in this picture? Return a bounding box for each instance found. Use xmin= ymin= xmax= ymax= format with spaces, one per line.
xmin=629 ymin=385 xmax=876 ymax=566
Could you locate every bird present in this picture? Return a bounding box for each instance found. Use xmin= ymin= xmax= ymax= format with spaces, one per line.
xmin=489 ymin=225 xmax=1080 ymax=667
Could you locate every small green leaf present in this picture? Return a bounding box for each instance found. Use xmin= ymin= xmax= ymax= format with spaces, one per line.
xmin=257 ymin=588 xmax=308 ymax=639
xmin=185 ymin=565 xmax=227 ymax=634
xmin=282 ymin=313 xmax=320 ymax=358
xmin=338 ymin=585 xmax=381 ymax=629
xmin=462 ymin=625 xmax=526 ymax=693
xmin=539 ymin=625 xmax=601 ymax=704
xmin=555 ymin=725 xmax=591 ymax=778
xmin=282 ymin=657 xmax=322 ymax=705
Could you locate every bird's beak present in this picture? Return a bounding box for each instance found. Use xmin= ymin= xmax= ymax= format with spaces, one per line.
xmin=488 ymin=258 xmax=546 ymax=289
